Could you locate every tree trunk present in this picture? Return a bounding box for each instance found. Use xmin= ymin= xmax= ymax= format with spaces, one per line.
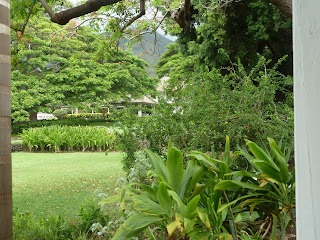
xmin=29 ymin=111 xmax=37 ymax=123
xmin=0 ymin=0 xmax=12 ymax=239
xmin=269 ymin=0 xmax=292 ymax=18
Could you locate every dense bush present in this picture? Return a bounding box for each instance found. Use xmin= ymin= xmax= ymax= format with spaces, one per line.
xmin=11 ymin=118 xmax=110 ymax=134
xmin=12 ymin=118 xmax=89 ymax=134
xmin=120 ymin=57 xmax=293 ymax=159
xmin=101 ymin=138 xmax=295 ymax=240
xmin=53 ymin=109 xmax=68 ymax=119
xmin=66 ymin=113 xmax=112 ymax=120
xmin=21 ymin=125 xmax=117 ymax=152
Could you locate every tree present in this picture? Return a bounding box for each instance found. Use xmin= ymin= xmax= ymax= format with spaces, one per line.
xmin=37 ymin=0 xmax=292 ymax=27
xmin=11 ymin=17 xmax=156 ymax=122
xmin=0 ymin=0 xmax=13 ymax=239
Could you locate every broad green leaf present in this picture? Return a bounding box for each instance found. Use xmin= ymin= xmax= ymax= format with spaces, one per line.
xmin=157 ymin=182 xmax=172 ymax=216
xmin=166 ymin=143 xmax=184 ymax=192
xmin=167 ymin=220 xmax=181 ymax=236
xmin=189 ymin=162 xmax=205 ymax=194
xmin=120 ymin=187 xmax=126 ymax=211
xmin=245 ymin=139 xmax=280 ymax=171
xmin=132 ymin=195 xmax=167 ymax=215
xmin=225 ymin=170 xmax=264 ymax=180
xmin=268 ymin=137 xmax=289 ymax=183
xmin=197 ymin=207 xmax=211 ymax=228
xmin=134 ymin=183 xmax=157 ymax=202
xmin=217 ymin=194 xmax=263 ymax=213
xmin=168 ymin=190 xmax=187 ymax=216
xmin=251 ymin=159 xmax=282 ymax=183
xmin=184 ymin=218 xmax=195 ymax=234
xmin=214 ymin=180 xmax=266 ymax=191
xmin=112 ymin=228 xmax=144 ymax=240
xmin=145 ymin=148 xmax=167 ymax=181
xmin=189 ymin=151 xmax=219 ymax=172
xmin=178 ymin=160 xmax=195 ymax=198
xmin=211 ymin=159 xmax=229 ymax=178
xmin=189 ymin=183 xmax=206 ymax=200
xmin=123 ymin=214 xmax=163 ymax=230
xmin=234 ymin=211 xmax=259 ymax=223
xmin=100 ymin=195 xmax=121 ymax=204
xmin=186 ymin=195 xmax=200 ymax=219
xmin=236 ymin=145 xmax=255 ymax=161
xmin=218 ymin=233 xmax=233 ymax=240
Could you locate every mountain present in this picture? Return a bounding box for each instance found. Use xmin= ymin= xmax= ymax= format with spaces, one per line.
xmin=125 ymin=33 xmax=173 ymax=77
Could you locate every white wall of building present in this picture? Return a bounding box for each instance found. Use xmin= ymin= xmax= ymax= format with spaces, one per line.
xmin=294 ymin=0 xmax=320 ymax=238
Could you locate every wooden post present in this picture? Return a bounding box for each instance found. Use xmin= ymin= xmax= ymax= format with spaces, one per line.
xmin=0 ymin=0 xmax=12 ymax=239
xmin=293 ymin=0 xmax=320 ymax=238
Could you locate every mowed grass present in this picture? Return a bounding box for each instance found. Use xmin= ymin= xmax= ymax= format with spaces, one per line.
xmin=12 ymin=152 xmax=124 ymax=220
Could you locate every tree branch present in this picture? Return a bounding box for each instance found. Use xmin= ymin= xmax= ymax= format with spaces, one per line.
xmin=38 ymin=0 xmax=56 ymax=20
xmin=171 ymin=0 xmax=191 ymax=32
xmin=120 ymin=0 xmax=146 ymax=32
xmin=39 ymin=0 xmax=123 ymax=25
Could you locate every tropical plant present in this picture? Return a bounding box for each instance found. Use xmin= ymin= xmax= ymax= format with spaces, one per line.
xmin=214 ymin=138 xmax=295 ymax=239
xmin=101 ymin=142 xmax=213 ymax=239
xmin=21 ymin=126 xmax=117 ymax=152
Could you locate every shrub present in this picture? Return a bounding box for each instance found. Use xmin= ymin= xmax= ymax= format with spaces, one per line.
xmin=12 ymin=118 xmax=91 ymax=134
xmin=66 ymin=113 xmax=111 ymax=120
xmin=121 ymin=56 xmax=294 ymax=155
xmin=53 ymin=109 xmax=68 ymax=119
xmin=21 ymin=125 xmax=117 ymax=152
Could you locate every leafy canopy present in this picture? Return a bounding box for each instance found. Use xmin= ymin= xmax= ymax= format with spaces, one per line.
xmin=11 ymin=17 xmax=156 ymax=122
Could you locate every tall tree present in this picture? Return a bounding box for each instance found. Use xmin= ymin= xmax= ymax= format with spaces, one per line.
xmin=0 ymin=0 xmax=12 ymax=239
xmin=11 ymin=17 xmax=156 ymax=123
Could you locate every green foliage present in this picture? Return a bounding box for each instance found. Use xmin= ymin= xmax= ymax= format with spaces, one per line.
xmin=13 ymin=197 xmax=109 ymax=240
xmin=100 ymin=137 xmax=295 ymax=239
xmin=101 ymin=142 xmax=212 ymax=239
xmin=21 ymin=125 xmax=117 ymax=152
xmin=150 ymin=55 xmax=293 ymax=153
xmin=78 ymin=198 xmax=109 ymax=234
xmin=66 ymin=113 xmax=110 ymax=120
xmin=53 ymin=109 xmax=68 ymax=119
xmin=174 ymin=0 xmax=292 ymax=75
xmin=12 ymin=118 xmax=93 ymax=134
xmin=13 ymin=212 xmax=74 ymax=240
xmin=11 ymin=16 xmax=157 ymax=122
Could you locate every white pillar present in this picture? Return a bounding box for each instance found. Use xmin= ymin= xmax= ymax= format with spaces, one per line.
xmin=294 ymin=0 xmax=320 ymax=238
xmin=76 ymin=108 xmax=78 ymax=114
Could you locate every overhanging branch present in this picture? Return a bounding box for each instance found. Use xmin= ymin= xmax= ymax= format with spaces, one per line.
xmin=120 ymin=0 xmax=146 ymax=32
xmin=39 ymin=0 xmax=123 ymax=25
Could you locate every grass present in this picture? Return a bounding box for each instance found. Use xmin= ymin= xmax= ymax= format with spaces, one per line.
xmin=12 ymin=152 xmax=124 ymax=220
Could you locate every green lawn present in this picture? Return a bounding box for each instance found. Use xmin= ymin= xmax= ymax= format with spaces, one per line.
xmin=12 ymin=152 xmax=124 ymax=220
